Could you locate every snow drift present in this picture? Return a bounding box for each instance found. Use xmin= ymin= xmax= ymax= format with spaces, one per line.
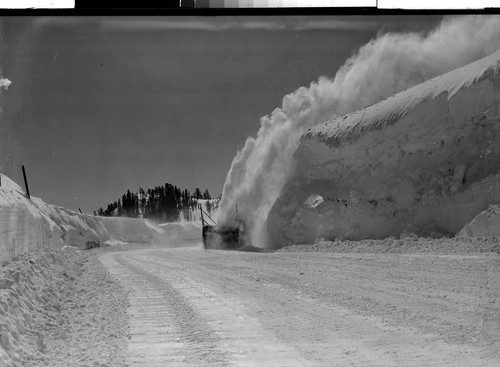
xmin=218 ymin=15 xmax=500 ymax=248
xmin=0 ymin=248 xmax=128 ymax=367
xmin=268 ymin=50 xmax=500 ymax=248
xmin=0 ymin=174 xmax=184 ymax=261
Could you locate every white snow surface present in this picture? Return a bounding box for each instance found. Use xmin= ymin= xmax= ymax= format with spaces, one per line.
xmin=268 ymin=50 xmax=500 ymax=248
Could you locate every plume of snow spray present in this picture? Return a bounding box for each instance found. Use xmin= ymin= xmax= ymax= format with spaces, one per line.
xmin=0 ymin=78 xmax=12 ymax=91
xmin=0 ymin=77 xmax=14 ymax=175
xmin=218 ymin=15 xmax=500 ymax=248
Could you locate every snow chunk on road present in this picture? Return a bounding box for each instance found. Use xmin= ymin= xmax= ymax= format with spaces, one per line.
xmin=305 ymin=195 xmax=324 ymax=208
xmin=457 ymin=204 xmax=500 ymax=237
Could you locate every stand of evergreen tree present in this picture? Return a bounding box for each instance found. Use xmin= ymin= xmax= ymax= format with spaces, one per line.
xmin=94 ymin=183 xmax=218 ymax=222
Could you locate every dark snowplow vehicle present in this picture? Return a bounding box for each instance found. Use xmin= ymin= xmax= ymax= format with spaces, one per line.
xmin=200 ymin=206 xmax=247 ymax=250
xmin=202 ymin=224 xmax=244 ymax=249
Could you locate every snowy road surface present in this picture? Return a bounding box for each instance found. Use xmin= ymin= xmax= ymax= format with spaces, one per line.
xmin=99 ymin=245 xmax=500 ymax=366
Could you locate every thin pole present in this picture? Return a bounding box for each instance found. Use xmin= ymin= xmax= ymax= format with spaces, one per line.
xmin=79 ymin=208 xmax=83 ymax=214
xmin=200 ymin=205 xmax=205 ymax=227
xmin=200 ymin=208 xmax=217 ymax=225
xmin=22 ymin=165 xmax=30 ymax=199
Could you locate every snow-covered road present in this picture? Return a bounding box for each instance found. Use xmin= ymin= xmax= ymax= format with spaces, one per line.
xmin=99 ymin=245 xmax=500 ymax=366
xmin=100 ymin=248 xmax=309 ymax=367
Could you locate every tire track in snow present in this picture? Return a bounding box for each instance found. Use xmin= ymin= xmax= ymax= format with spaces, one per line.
xmin=145 ymin=248 xmax=500 ymax=367
xmin=101 ymin=250 xmax=312 ymax=367
xmin=102 ymin=247 xmax=500 ymax=366
xmin=101 ymin=252 xmax=231 ymax=367
xmin=123 ymin=251 xmax=313 ymax=367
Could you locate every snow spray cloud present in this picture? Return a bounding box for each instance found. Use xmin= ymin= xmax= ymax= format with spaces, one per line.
xmin=0 ymin=78 xmax=12 ymax=91
xmin=218 ymin=15 xmax=500 ymax=248
xmin=0 ymin=77 xmax=13 ymax=175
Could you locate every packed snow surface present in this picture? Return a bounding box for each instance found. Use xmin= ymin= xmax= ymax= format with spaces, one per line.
xmin=100 ymin=242 xmax=500 ymax=366
xmin=268 ymin=50 xmax=500 ymax=248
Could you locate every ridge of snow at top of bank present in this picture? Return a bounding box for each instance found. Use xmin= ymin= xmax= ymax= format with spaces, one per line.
xmin=0 ymin=173 xmax=59 ymax=230
xmin=0 ymin=173 xmax=103 ymax=236
xmin=306 ymin=49 xmax=500 ymax=148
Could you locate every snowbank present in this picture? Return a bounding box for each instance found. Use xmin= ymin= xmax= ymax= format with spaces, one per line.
xmin=457 ymin=204 xmax=500 ymax=237
xmin=0 ymin=174 xmax=191 ymax=261
xmin=0 ymin=248 xmax=128 ymax=367
xmin=0 ymin=174 xmax=63 ymax=260
xmin=278 ymin=237 xmax=500 ymax=254
xmin=268 ymin=50 xmax=500 ymax=248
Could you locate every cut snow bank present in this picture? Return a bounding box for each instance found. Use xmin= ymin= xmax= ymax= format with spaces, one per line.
xmin=0 ymin=174 xmax=197 ymax=261
xmin=268 ymin=50 xmax=500 ymax=248
xmin=0 ymin=174 xmax=66 ymax=259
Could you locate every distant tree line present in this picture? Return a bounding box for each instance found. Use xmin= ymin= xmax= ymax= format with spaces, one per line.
xmin=94 ymin=183 xmax=218 ymax=222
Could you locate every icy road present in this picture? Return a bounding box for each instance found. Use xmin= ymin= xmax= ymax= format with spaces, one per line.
xmin=99 ymin=245 xmax=500 ymax=367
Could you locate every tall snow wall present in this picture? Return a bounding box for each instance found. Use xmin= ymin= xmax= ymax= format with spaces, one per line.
xmin=0 ymin=174 xmax=158 ymax=261
xmin=268 ymin=50 xmax=500 ymax=248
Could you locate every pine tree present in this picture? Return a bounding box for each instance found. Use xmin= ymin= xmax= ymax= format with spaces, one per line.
xmin=95 ymin=181 xmax=213 ymax=222
xmin=194 ymin=188 xmax=202 ymax=199
xmin=139 ymin=188 xmax=146 ymax=216
xmin=117 ymin=199 xmax=123 ymax=216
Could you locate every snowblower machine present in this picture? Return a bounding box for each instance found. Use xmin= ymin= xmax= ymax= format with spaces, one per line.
xmin=201 ymin=205 xmax=247 ymax=250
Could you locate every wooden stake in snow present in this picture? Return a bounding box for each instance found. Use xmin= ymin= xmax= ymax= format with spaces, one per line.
xmin=22 ymin=165 xmax=30 ymax=199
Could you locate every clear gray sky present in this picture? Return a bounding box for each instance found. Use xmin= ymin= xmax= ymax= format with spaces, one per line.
xmin=1 ymin=15 xmax=442 ymax=213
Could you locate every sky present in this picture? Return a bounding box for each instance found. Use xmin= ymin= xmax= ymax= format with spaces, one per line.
xmin=0 ymin=15 xmax=443 ymax=214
